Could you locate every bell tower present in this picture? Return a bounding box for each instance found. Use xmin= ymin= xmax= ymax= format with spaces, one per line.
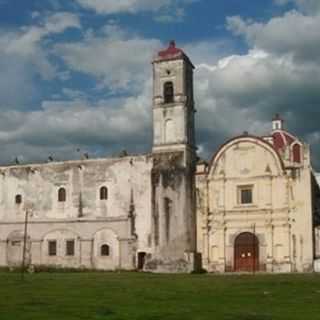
xmin=146 ymin=41 xmax=200 ymax=273
xmin=152 ymin=40 xmax=196 ymax=157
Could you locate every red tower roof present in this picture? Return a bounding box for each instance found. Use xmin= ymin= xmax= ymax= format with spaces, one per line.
xmin=155 ymin=41 xmax=194 ymax=67
xmin=158 ymin=40 xmax=184 ymax=59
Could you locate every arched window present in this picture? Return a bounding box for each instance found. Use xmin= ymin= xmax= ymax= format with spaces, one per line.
xmin=58 ymin=187 xmax=66 ymax=202
xmin=100 ymin=186 xmax=108 ymax=200
xmin=163 ymin=82 xmax=174 ymax=103
xmin=100 ymin=244 xmax=110 ymax=256
xmin=15 ymin=194 xmax=22 ymax=204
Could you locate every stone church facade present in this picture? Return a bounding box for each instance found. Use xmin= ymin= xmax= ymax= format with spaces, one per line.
xmin=0 ymin=42 xmax=319 ymax=273
xmin=196 ymin=116 xmax=320 ymax=273
xmin=0 ymin=41 xmax=199 ymax=273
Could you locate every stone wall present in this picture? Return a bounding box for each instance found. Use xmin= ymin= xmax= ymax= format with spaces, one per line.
xmin=196 ymin=135 xmax=317 ymax=273
xmin=0 ymin=155 xmax=153 ymax=270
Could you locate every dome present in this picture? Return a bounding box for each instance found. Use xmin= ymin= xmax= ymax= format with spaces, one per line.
xmin=272 ymin=130 xmax=296 ymax=153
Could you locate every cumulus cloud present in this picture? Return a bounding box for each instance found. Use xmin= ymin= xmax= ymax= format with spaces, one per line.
xmin=227 ymin=11 xmax=320 ymax=63
xmin=55 ymin=24 xmax=161 ymax=93
xmin=191 ymin=5 xmax=320 ymax=169
xmin=0 ymin=19 xmax=157 ymax=164
xmin=0 ymin=55 xmax=38 ymax=109
xmin=0 ymin=80 xmax=152 ymax=164
xmin=0 ymin=2 xmax=319 ymax=172
xmin=0 ymin=12 xmax=81 ymax=109
xmin=154 ymin=7 xmax=186 ymax=23
xmin=0 ymin=12 xmax=80 ymax=80
xmin=75 ymin=0 xmax=194 ymax=15
xmin=274 ymin=0 xmax=320 ymax=14
xmin=194 ymin=48 xmax=320 ymax=136
xmin=76 ymin=0 xmax=169 ymax=14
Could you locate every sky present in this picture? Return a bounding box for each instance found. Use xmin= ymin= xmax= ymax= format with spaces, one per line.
xmin=0 ymin=0 xmax=319 ymax=170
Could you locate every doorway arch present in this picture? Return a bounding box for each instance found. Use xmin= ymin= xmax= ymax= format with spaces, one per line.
xmin=234 ymin=232 xmax=259 ymax=272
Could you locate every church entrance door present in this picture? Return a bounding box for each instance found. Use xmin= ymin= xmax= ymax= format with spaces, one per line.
xmin=234 ymin=232 xmax=259 ymax=272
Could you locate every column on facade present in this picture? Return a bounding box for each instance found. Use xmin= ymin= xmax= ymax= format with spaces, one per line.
xmin=216 ymin=225 xmax=226 ymax=272
xmin=201 ymin=228 xmax=209 ymax=268
xmin=265 ymin=223 xmax=274 ymax=272
xmin=0 ymin=240 xmax=6 ymax=266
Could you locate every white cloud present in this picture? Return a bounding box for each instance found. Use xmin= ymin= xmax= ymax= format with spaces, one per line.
xmin=192 ymin=46 xmax=320 ymax=165
xmin=190 ymin=7 xmax=320 ymax=166
xmin=227 ymin=11 xmax=320 ymax=62
xmin=154 ymin=7 xmax=186 ymax=23
xmin=274 ymin=0 xmax=320 ymax=14
xmin=0 ymin=55 xmax=37 ymax=109
xmin=2 ymin=12 xmax=80 ymax=56
xmin=0 ymin=2 xmax=319 ymax=171
xmin=184 ymin=39 xmax=235 ymax=66
xmin=0 ymin=12 xmax=81 ymax=109
xmin=0 ymin=79 xmax=152 ymax=163
xmin=0 ymin=12 xmax=81 ymax=82
xmin=56 ymin=25 xmax=161 ymax=93
xmin=75 ymin=0 xmax=192 ymax=14
xmin=75 ymin=0 xmax=197 ymax=22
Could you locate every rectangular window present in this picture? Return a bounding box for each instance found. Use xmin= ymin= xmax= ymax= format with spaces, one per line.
xmin=48 ymin=240 xmax=57 ymax=256
xmin=66 ymin=240 xmax=75 ymax=256
xmin=238 ymin=186 xmax=253 ymax=204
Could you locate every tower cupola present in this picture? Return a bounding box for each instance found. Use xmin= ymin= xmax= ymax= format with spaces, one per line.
xmin=272 ymin=113 xmax=284 ymax=131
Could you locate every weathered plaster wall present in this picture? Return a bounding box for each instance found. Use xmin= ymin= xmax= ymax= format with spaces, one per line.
xmin=0 ymin=155 xmax=153 ymax=270
xmin=153 ymin=59 xmax=194 ymax=150
xmin=196 ymin=136 xmax=315 ymax=273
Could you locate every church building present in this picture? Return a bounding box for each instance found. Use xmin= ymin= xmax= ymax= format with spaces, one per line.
xmin=0 ymin=41 xmax=199 ymax=273
xmin=196 ymin=115 xmax=320 ymax=273
xmin=0 ymin=42 xmax=319 ymax=273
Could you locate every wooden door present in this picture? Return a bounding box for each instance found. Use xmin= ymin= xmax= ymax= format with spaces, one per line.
xmin=234 ymin=232 xmax=259 ymax=272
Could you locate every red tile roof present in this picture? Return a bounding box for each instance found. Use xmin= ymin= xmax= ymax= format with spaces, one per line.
xmin=158 ymin=41 xmax=184 ymax=59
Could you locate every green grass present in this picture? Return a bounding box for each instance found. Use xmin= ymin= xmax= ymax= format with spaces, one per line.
xmin=1 ymin=272 xmax=320 ymax=320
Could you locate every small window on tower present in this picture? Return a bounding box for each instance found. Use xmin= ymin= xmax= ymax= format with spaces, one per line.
xmin=15 ymin=194 xmax=22 ymax=204
xmin=58 ymin=188 xmax=66 ymax=202
xmin=100 ymin=186 xmax=108 ymax=200
xmin=164 ymin=82 xmax=174 ymax=103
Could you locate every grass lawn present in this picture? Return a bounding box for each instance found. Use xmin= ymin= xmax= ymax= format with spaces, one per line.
xmin=0 ymin=272 xmax=320 ymax=320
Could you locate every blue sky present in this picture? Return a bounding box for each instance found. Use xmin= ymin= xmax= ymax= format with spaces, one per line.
xmin=0 ymin=0 xmax=319 ymax=170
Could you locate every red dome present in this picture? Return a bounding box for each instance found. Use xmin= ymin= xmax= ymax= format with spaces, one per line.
xmin=272 ymin=130 xmax=296 ymax=153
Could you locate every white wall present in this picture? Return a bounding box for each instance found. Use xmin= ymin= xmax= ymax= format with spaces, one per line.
xmin=0 ymin=155 xmax=153 ymax=269
xmin=196 ymin=136 xmax=315 ymax=273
